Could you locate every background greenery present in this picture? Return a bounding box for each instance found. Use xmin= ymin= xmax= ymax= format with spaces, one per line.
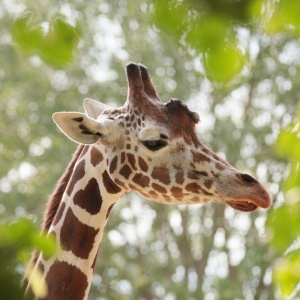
xmin=0 ymin=0 xmax=299 ymax=299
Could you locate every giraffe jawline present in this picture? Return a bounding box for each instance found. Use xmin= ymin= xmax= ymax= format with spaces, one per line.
xmin=226 ymin=201 xmax=258 ymax=212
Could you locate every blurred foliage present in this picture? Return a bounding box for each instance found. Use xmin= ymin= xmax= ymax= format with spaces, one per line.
xmin=0 ymin=219 xmax=56 ymax=299
xmin=153 ymin=0 xmax=300 ymax=82
xmin=276 ymin=111 xmax=300 ymax=190
xmin=266 ymin=112 xmax=300 ymax=298
xmin=273 ymin=251 xmax=300 ymax=297
xmin=264 ymin=0 xmax=300 ymax=36
xmin=13 ymin=13 xmax=80 ymax=68
xmin=0 ymin=0 xmax=300 ymax=299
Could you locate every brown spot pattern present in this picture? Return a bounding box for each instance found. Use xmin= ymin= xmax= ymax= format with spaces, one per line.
xmin=127 ymin=153 xmax=137 ymax=170
xmin=170 ymin=186 xmax=183 ymax=196
xmin=204 ymin=180 xmax=213 ymax=190
xmin=106 ymin=204 xmax=115 ymax=219
xmin=152 ymin=183 xmax=167 ymax=194
xmin=175 ymin=171 xmax=184 ymax=185
xmin=212 ymin=171 xmax=220 ymax=178
xmin=109 ymin=156 xmax=118 ymax=174
xmin=90 ymin=147 xmax=104 ymax=167
xmin=215 ymin=162 xmax=225 ymax=171
xmin=138 ymin=191 xmax=150 ymax=198
xmin=191 ymin=196 xmax=199 ymax=203
xmin=186 ymin=183 xmax=201 ymax=193
xmin=152 ymin=167 xmax=171 ymax=185
xmin=121 ymin=152 xmax=126 ymax=164
xmin=132 ymin=173 xmax=150 ymax=187
xmin=114 ymin=178 xmax=126 ymax=187
xmin=73 ymin=178 xmax=102 ymax=215
xmin=60 ymin=208 xmax=99 ymax=259
xmin=193 ymin=152 xmax=211 ymax=163
xmin=102 ymin=171 xmax=122 ymax=194
xmin=120 ymin=164 xmax=132 ymax=179
xmin=128 ymin=183 xmax=136 ymax=191
xmin=53 ymin=202 xmax=66 ymax=226
xmin=149 ymin=190 xmax=158 ymax=198
xmin=138 ymin=157 xmax=148 ymax=172
xmin=66 ymin=160 xmax=86 ymax=196
xmin=187 ymin=172 xmax=198 ymax=180
xmin=45 ymin=260 xmax=88 ymax=300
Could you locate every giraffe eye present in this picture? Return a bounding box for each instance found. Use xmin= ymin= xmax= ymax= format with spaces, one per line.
xmin=143 ymin=140 xmax=166 ymax=151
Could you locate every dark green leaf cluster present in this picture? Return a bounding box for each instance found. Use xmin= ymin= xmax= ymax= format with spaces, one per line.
xmin=0 ymin=219 xmax=56 ymax=300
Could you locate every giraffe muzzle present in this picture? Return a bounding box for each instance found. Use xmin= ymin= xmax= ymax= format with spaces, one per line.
xmin=225 ymin=173 xmax=272 ymax=212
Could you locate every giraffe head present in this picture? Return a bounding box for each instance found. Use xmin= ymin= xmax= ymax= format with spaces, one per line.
xmin=53 ymin=63 xmax=271 ymax=212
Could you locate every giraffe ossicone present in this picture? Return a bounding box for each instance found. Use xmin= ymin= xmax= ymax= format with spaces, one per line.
xmin=25 ymin=62 xmax=271 ymax=300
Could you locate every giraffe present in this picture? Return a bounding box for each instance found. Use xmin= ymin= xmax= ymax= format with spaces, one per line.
xmin=25 ymin=62 xmax=271 ymax=300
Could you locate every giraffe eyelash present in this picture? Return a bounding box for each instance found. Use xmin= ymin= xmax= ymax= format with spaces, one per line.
xmin=142 ymin=139 xmax=167 ymax=151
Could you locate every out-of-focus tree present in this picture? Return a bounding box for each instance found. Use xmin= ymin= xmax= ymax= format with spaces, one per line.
xmin=266 ymin=111 xmax=300 ymax=299
xmin=0 ymin=0 xmax=299 ymax=299
xmin=0 ymin=219 xmax=56 ymax=299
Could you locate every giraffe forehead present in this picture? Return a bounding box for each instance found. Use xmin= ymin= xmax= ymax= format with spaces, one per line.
xmin=101 ymin=100 xmax=200 ymax=144
xmin=138 ymin=127 xmax=169 ymax=140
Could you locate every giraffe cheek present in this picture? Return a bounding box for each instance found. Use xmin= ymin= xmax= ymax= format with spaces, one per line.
xmin=119 ymin=164 xmax=132 ymax=180
xmin=138 ymin=156 xmax=148 ymax=172
xmin=132 ymin=173 xmax=150 ymax=187
xmin=109 ymin=156 xmax=118 ymax=174
xmin=152 ymin=167 xmax=171 ymax=185
xmin=152 ymin=183 xmax=167 ymax=194
xmin=204 ymin=180 xmax=213 ymax=190
xmin=170 ymin=186 xmax=184 ymax=197
xmin=185 ymin=183 xmax=201 ymax=193
xmin=175 ymin=171 xmax=185 ymax=185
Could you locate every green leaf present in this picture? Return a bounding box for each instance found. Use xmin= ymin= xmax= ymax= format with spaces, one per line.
xmin=277 ymin=122 xmax=300 ymax=160
xmin=31 ymin=232 xmax=56 ymax=259
xmin=274 ymin=251 xmax=300 ymax=296
xmin=276 ymin=115 xmax=300 ymax=190
xmin=0 ymin=219 xmax=36 ymax=248
xmin=39 ymin=18 xmax=80 ymax=67
xmin=264 ymin=0 xmax=300 ymax=37
xmin=13 ymin=13 xmax=80 ymax=68
xmin=0 ymin=219 xmax=56 ymax=299
xmin=13 ymin=13 xmax=43 ymax=52
xmin=152 ymin=0 xmax=187 ymax=37
xmin=0 ymin=219 xmax=56 ymax=261
xmin=186 ymin=16 xmax=228 ymax=51
xmin=203 ymin=44 xmax=245 ymax=82
xmin=266 ymin=203 xmax=300 ymax=253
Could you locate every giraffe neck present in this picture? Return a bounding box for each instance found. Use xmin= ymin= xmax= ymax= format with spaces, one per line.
xmin=32 ymin=145 xmax=125 ymax=300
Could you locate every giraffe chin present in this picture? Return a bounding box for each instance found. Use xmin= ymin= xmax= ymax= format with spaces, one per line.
xmin=226 ymin=201 xmax=258 ymax=212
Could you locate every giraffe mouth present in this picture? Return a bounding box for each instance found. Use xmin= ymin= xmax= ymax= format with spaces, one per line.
xmin=224 ymin=179 xmax=271 ymax=212
xmin=226 ymin=200 xmax=258 ymax=212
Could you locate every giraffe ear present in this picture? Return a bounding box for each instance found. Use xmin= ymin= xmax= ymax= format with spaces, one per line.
xmin=52 ymin=112 xmax=121 ymax=145
xmin=83 ymin=98 xmax=110 ymax=119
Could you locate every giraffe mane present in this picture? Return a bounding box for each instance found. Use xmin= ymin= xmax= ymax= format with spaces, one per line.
xmin=42 ymin=145 xmax=85 ymax=231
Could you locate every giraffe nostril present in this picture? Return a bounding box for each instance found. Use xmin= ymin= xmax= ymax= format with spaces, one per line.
xmin=240 ymin=173 xmax=258 ymax=184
